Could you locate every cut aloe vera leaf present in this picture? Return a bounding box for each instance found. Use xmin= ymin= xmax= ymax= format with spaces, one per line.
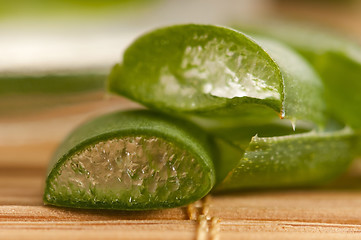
xmin=44 ymin=110 xmax=216 ymax=210
xmin=236 ymin=22 xmax=361 ymax=129
xmin=108 ymin=24 xmax=326 ymax=127
xmin=215 ymin=127 xmax=356 ymax=191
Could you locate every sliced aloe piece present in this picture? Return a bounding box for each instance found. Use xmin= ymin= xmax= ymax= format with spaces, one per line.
xmin=215 ymin=127 xmax=356 ymax=191
xmin=44 ymin=110 xmax=216 ymax=210
xmin=108 ymin=24 xmax=326 ymax=126
xmin=236 ymin=22 xmax=361 ymax=129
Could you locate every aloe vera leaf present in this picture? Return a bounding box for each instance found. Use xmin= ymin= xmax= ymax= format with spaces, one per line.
xmin=108 ymin=24 xmax=326 ymax=126
xmin=43 ymin=110 xmax=216 ymax=210
xmin=205 ymin=117 xmax=352 ymax=185
xmin=215 ymin=127 xmax=356 ymax=191
xmin=236 ymin=22 xmax=361 ymax=129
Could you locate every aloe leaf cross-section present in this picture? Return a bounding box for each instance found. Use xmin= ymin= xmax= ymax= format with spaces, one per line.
xmin=44 ymin=110 xmax=216 ymax=210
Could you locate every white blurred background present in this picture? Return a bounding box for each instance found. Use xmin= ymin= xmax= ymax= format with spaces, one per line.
xmin=1 ymin=0 xmax=360 ymax=73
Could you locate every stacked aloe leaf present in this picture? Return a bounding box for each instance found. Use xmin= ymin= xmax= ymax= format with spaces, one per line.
xmin=44 ymin=24 xmax=361 ymax=210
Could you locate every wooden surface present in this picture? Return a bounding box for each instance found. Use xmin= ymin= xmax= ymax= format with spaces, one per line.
xmin=2 ymin=96 xmax=361 ymax=239
xmin=2 ymin=166 xmax=361 ymax=240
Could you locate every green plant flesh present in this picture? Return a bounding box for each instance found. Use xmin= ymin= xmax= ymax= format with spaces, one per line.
xmin=44 ymin=110 xmax=216 ymax=210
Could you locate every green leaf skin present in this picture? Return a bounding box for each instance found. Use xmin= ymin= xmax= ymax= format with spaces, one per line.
xmin=236 ymin=22 xmax=361 ymax=129
xmin=215 ymin=127 xmax=356 ymax=191
xmin=44 ymin=110 xmax=216 ymax=210
xmin=108 ymin=24 xmax=326 ymax=126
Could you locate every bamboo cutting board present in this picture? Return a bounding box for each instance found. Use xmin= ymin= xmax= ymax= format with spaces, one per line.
xmin=2 ymin=96 xmax=361 ymax=240
xmin=3 ymin=166 xmax=361 ymax=240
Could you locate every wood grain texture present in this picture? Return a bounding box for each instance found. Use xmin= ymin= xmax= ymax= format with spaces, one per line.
xmin=2 ymin=164 xmax=361 ymax=239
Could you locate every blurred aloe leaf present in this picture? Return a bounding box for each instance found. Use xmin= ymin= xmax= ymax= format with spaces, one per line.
xmin=0 ymin=71 xmax=106 ymax=116
xmin=0 ymin=72 xmax=105 ymax=94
